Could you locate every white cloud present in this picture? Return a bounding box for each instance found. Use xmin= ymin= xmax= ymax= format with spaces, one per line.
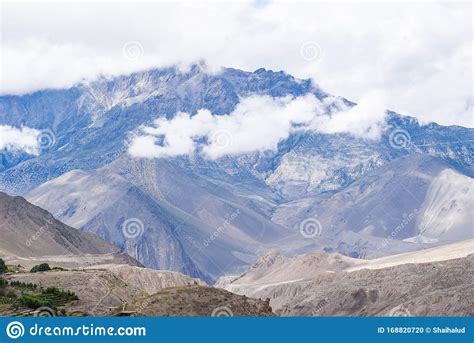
xmin=0 ymin=1 xmax=472 ymax=127
xmin=314 ymin=90 xmax=388 ymax=140
xmin=0 ymin=125 xmax=40 ymax=155
xmin=128 ymin=93 xmax=387 ymax=159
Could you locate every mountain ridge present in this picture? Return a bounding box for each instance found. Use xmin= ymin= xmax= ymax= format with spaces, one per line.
xmin=217 ymin=239 xmax=474 ymax=316
xmin=1 ymin=65 xmax=473 ymax=281
xmin=0 ymin=191 xmax=117 ymax=257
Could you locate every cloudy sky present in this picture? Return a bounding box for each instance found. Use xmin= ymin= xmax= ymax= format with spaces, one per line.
xmin=1 ymin=0 xmax=472 ymax=128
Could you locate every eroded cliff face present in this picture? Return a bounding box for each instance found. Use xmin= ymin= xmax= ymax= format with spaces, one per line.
xmin=218 ymin=240 xmax=474 ymax=316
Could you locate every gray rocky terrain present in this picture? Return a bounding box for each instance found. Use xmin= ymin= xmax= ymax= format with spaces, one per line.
xmin=218 ymin=240 xmax=474 ymax=316
xmin=274 ymin=255 xmax=474 ymax=317
xmin=131 ymin=285 xmax=274 ymax=317
xmin=0 ymin=191 xmax=142 ymax=269
xmin=0 ymin=191 xmax=117 ymax=257
xmin=3 ymin=265 xmax=206 ymax=316
xmin=0 ymin=191 xmax=274 ymax=317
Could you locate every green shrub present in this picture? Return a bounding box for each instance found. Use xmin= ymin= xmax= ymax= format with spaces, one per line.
xmin=41 ymin=287 xmax=78 ymax=302
xmin=9 ymin=281 xmax=37 ymax=289
xmin=0 ymin=258 xmax=7 ymax=274
xmin=18 ymin=294 xmax=53 ymax=309
xmin=0 ymin=295 xmax=16 ymax=304
xmin=30 ymin=263 xmax=51 ymax=273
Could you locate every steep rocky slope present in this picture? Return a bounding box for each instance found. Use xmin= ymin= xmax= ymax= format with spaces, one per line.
xmin=273 ymin=255 xmax=473 ymax=316
xmin=27 ymin=158 xmax=289 ymax=282
xmin=0 ymin=191 xmax=273 ymax=317
xmin=131 ymin=285 xmax=274 ymax=317
xmin=218 ymin=239 xmax=474 ymax=316
xmin=0 ymin=192 xmax=118 ymax=258
xmin=272 ymin=154 xmax=474 ymax=258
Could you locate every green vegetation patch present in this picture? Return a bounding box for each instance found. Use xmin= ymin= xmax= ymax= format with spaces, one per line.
xmin=0 ymin=258 xmax=7 ymax=274
xmin=30 ymin=263 xmax=51 ymax=273
xmin=0 ymin=277 xmax=79 ymax=314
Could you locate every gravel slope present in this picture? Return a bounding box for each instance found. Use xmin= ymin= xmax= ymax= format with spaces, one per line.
xmin=218 ymin=240 xmax=474 ymax=316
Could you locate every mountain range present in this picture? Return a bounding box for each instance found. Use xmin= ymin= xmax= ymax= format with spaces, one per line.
xmin=1 ymin=65 xmax=473 ymax=283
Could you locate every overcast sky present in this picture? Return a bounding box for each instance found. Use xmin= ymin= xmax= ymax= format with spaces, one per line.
xmin=1 ymin=0 xmax=472 ymax=127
